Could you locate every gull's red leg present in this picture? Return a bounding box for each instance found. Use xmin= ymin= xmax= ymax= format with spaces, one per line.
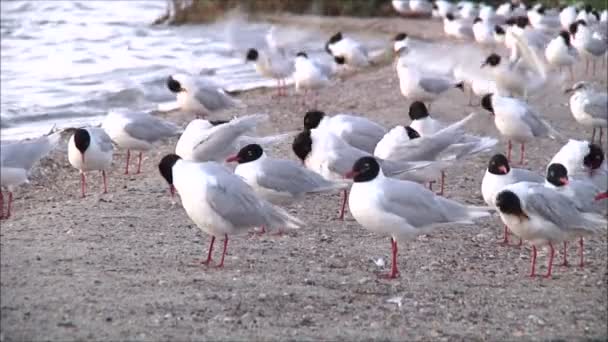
xmin=338 ymin=189 xmax=348 ymax=220
xmin=507 ymin=140 xmax=512 ymax=162
xmin=5 ymin=192 xmax=13 ymax=219
xmin=501 ymin=225 xmax=510 ymax=244
xmin=544 ymin=242 xmax=555 ymax=278
xmin=81 ymin=173 xmax=87 ymax=198
xmin=438 ymin=171 xmax=445 ymax=196
xmin=591 ymin=128 xmax=596 ymax=143
xmin=519 ymin=143 xmax=526 ymax=165
xmin=125 ymin=149 xmax=130 ymax=175
xmin=201 ymin=236 xmax=215 ymax=265
xmin=529 ymin=245 xmax=537 ymax=277
xmin=600 ymin=128 xmax=603 ymax=145
xmin=101 ymin=170 xmax=108 ymax=194
xmin=389 ymin=238 xmax=399 ymax=278
xmin=0 ymin=190 xmax=4 ymax=219
xmin=561 ymin=241 xmax=569 ymax=266
xmin=579 ymin=237 xmax=584 ymax=268
xmin=136 ymin=152 xmax=143 ymax=174
xmin=216 ymin=234 xmax=229 ymax=268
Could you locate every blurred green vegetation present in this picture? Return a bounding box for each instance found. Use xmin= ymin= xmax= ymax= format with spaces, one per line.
xmin=156 ymin=0 xmax=607 ymax=25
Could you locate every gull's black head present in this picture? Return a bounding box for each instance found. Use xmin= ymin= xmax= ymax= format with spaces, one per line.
xmin=246 ymin=48 xmax=259 ymax=62
xmin=488 ymin=153 xmax=510 ymax=175
xmin=334 ymin=56 xmax=346 ymax=65
xmin=584 ymin=4 xmax=593 ymax=13
xmin=158 ymin=153 xmax=181 ymax=185
xmin=296 ymin=51 xmax=308 ymax=58
xmin=495 ymin=190 xmax=527 ymax=218
xmin=167 ymin=76 xmax=183 ymax=93
xmin=347 ymin=156 xmax=381 ymax=183
xmin=546 ymin=163 xmax=569 ymax=187
xmin=328 ymin=32 xmax=343 ymax=44
xmin=209 ymin=119 xmax=229 ymax=126
xmin=515 ymin=16 xmax=530 ymax=28
xmin=474 ymin=17 xmax=483 ymax=24
xmin=394 ymin=32 xmax=408 ymax=41
xmin=446 ymin=13 xmax=455 ymax=20
xmin=405 ymin=126 xmax=421 ymax=140
xmin=409 ymin=101 xmax=430 ymax=121
xmin=481 ymin=93 xmax=494 ymax=113
xmin=233 ymin=144 xmax=263 ymax=164
xmin=482 ymin=53 xmax=501 ymax=67
xmin=559 ymin=30 xmax=571 ymax=46
xmin=569 ymin=21 xmax=579 ymax=35
xmin=73 ymin=128 xmax=91 ymax=154
xmin=303 ymin=110 xmax=325 ymax=130
xmin=591 ymin=10 xmax=600 ymax=21
xmin=432 ymin=3 xmax=438 ymax=10
xmin=584 ymin=143 xmax=605 ymax=170
xmin=494 ymin=25 xmax=506 ymax=35
xmin=505 ymin=17 xmax=516 ymax=26
xmin=292 ymin=130 xmax=313 ymax=162
xmin=537 ymin=5 xmax=546 ymax=14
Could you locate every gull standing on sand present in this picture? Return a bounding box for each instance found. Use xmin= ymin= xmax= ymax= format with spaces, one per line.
xmin=0 ymin=130 xmax=61 ymax=219
xmin=67 ymin=128 xmax=114 ymax=198
xmin=325 ymin=32 xmax=370 ymax=68
xmin=166 ymin=74 xmax=242 ymax=117
xmin=481 ymin=153 xmax=544 ymax=245
xmin=569 ymin=20 xmax=608 ymax=74
xmin=473 ymin=17 xmax=497 ymax=46
xmin=158 ymin=154 xmax=303 ymax=267
xmin=549 ymin=140 xmax=607 ymax=191
xmin=494 ymin=182 xmax=606 ymax=278
xmin=443 ymin=13 xmax=474 ymax=40
xmin=544 ymin=31 xmax=579 ymax=79
xmin=302 ymin=110 xmax=387 ymax=154
xmin=226 ymin=144 xmax=347 ymax=205
xmin=293 ymin=52 xmax=332 ymax=106
xmin=564 ymin=81 xmax=608 ymax=144
xmin=346 ymin=156 xmax=492 ymax=278
xmin=245 ymin=47 xmax=294 ymax=97
xmin=102 ymin=109 xmax=181 ymax=174
xmin=481 ymin=93 xmax=560 ymax=164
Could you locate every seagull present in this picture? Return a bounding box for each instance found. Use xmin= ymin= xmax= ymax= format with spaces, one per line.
xmin=102 ymin=109 xmax=181 ymax=174
xmin=433 ymin=0 xmax=455 ymax=18
xmin=564 ymin=81 xmax=608 ymax=144
xmin=175 ymin=114 xmax=290 ymax=163
xmin=480 ymin=52 xmax=542 ymax=98
xmin=392 ymin=0 xmax=411 ymax=16
xmin=375 ymin=112 xmax=497 ymax=194
xmin=481 ymin=153 xmax=544 ymax=245
xmin=570 ymin=20 xmax=608 ymax=74
xmin=544 ymin=31 xmax=579 ymax=79
xmin=473 ymin=17 xmax=497 ymax=46
xmin=245 ymin=48 xmax=294 ymax=97
xmin=458 ymin=1 xmax=479 ymax=20
xmin=0 ymin=130 xmax=61 ymax=219
xmin=303 ymin=110 xmax=387 ymax=154
xmin=325 ymin=32 xmax=370 ymax=68
xmin=226 ymin=143 xmax=347 ymax=205
xmin=494 ymin=182 xmax=605 ymax=278
xmin=67 ymin=127 xmax=114 ymax=198
xmin=157 ymin=154 xmax=303 ymax=267
xmin=527 ymin=5 xmax=561 ymax=31
xmin=346 ymin=156 xmax=492 ymax=278
xmin=549 ymin=140 xmax=607 ymax=191
xmin=396 ymin=48 xmax=465 ymax=107
xmin=560 ymin=5 xmax=578 ymax=30
xmin=443 ymin=13 xmax=475 ymax=40
xmin=481 ymin=93 xmax=560 ymax=164
xmin=409 ymin=0 xmax=433 ymax=15
xmin=293 ymin=52 xmax=333 ymax=106
xmin=545 ymin=163 xmax=606 ymax=215
xmin=292 ymin=129 xmax=433 ymax=220
xmin=408 ymin=101 xmax=445 ymax=136
xmin=166 ymin=74 xmax=242 ymax=117
xmin=393 ymin=33 xmax=411 ymax=55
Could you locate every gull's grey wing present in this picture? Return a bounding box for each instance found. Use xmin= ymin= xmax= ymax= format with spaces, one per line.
xmin=194 ymin=84 xmax=240 ymax=112
xmin=458 ymin=25 xmax=474 ymax=39
xmin=194 ymin=115 xmax=267 ymax=161
xmin=339 ymin=116 xmax=387 ymax=153
xmin=511 ymin=168 xmax=544 ymax=183
xmin=525 ymin=187 xmax=601 ymax=229
xmin=584 ymin=93 xmax=608 ymax=120
xmin=257 ymin=159 xmax=340 ymax=195
xmin=568 ymin=181 xmax=606 ymax=214
xmin=584 ymin=38 xmax=607 ymax=57
xmin=90 ymin=128 xmax=114 ymax=152
xmin=522 ymin=109 xmax=551 ymax=138
xmin=123 ymin=114 xmax=180 ymax=143
xmin=418 ymin=77 xmax=454 ymax=94
xmin=0 ymin=133 xmax=60 ymax=170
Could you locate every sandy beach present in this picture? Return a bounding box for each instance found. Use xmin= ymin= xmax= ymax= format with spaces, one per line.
xmin=1 ymin=16 xmax=607 ymax=341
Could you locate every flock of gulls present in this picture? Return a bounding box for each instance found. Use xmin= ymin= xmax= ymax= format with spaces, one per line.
xmin=1 ymin=0 xmax=607 ymax=279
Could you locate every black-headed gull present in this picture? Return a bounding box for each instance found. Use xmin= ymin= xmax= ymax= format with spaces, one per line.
xmin=166 ymin=74 xmax=242 ymax=117
xmin=303 ymin=110 xmax=387 ymax=154
xmin=292 ymin=129 xmax=432 ymax=220
xmin=443 ymin=13 xmax=474 ymax=40
xmin=102 ymin=109 xmax=181 ymax=174
xmin=494 ymin=182 xmax=606 ymax=278
xmin=226 ymin=143 xmax=347 ymax=205
xmin=346 ymin=156 xmax=492 ymax=278
xmin=158 ymin=154 xmax=303 ymax=267
xmin=569 ymin=20 xmax=607 ymax=74
xmin=560 ymin=5 xmax=578 ymax=31
xmin=408 ymin=101 xmax=445 ymax=136
xmin=481 ymin=153 xmax=544 ymax=245
xmin=473 ymin=17 xmax=497 ymax=46
xmin=564 ymin=81 xmax=607 ymax=144
xmin=325 ymin=32 xmax=370 ymax=68
xmin=1 ymin=131 xmax=61 ymax=219
xmin=544 ymin=31 xmax=579 ymax=79
xmin=393 ymin=33 xmax=410 ymax=54
xmin=67 ymin=128 xmax=114 ymax=198
xmin=481 ymin=93 xmax=560 ymax=164
xmin=245 ymin=48 xmax=294 ymax=97
xmin=293 ymin=52 xmax=333 ymax=106
xmin=549 ymin=140 xmax=607 ymax=192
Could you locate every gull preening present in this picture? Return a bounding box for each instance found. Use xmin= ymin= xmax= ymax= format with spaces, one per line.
xmin=67 ymin=128 xmax=114 ymax=198
xmin=158 ymin=154 xmax=304 ymax=267
xmin=549 ymin=140 xmax=607 ymax=191
xmin=166 ymin=74 xmax=242 ymax=117
xmin=325 ymin=32 xmax=370 ymax=68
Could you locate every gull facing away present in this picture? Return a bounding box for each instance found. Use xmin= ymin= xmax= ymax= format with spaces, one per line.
xmin=544 ymin=31 xmax=579 ymax=80
xmin=549 ymin=140 xmax=607 ymax=191
xmin=481 ymin=93 xmax=560 ymax=165
xmin=494 ymin=182 xmax=606 ymax=278
xmin=226 ymin=144 xmax=347 ymax=205
xmin=303 ymin=110 xmax=387 ymax=154
xmin=346 ymin=157 xmax=492 ymax=278
xmin=158 ymin=154 xmax=303 ymax=267
xmin=102 ymin=109 xmax=181 ymax=174
xmin=570 ymin=20 xmax=608 ymax=75
xmin=545 ymin=163 xmax=607 ymax=267
xmin=67 ymin=128 xmax=114 ymax=198
xmin=0 ymin=130 xmax=61 ymax=219
xmin=481 ymin=154 xmax=544 ymax=245
xmin=175 ymin=114 xmax=291 ymax=163
xmin=293 ymin=52 xmax=336 ymax=107
xmin=564 ymin=82 xmax=608 ymax=144
xmin=166 ymin=74 xmax=242 ymax=117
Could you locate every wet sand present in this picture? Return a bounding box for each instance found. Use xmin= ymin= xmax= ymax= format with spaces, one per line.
xmin=1 ymin=16 xmax=607 ymax=341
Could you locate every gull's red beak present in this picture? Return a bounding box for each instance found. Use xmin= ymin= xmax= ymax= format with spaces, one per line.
xmin=225 ymin=155 xmax=239 ymax=163
xmin=498 ymin=165 xmax=508 ymax=174
xmin=559 ymin=177 xmax=569 ymax=186
xmin=595 ymin=192 xmax=608 ymax=201
xmin=345 ymin=170 xmax=358 ymax=179
xmin=170 ymin=184 xmax=176 ymax=198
